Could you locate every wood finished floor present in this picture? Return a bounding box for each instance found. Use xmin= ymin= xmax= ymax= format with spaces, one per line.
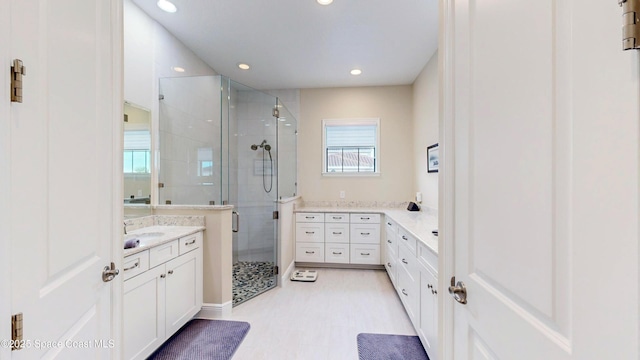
xmin=225 ymin=268 xmax=416 ymax=360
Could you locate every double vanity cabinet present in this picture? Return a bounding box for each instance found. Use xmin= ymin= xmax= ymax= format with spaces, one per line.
xmin=295 ymin=212 xmax=381 ymax=265
xmin=123 ymin=228 xmax=204 ymax=360
xmin=295 ymin=209 xmax=438 ymax=360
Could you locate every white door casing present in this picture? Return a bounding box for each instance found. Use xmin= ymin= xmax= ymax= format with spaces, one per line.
xmin=7 ymin=0 xmax=123 ymax=359
xmin=441 ymin=1 xmax=639 ymax=359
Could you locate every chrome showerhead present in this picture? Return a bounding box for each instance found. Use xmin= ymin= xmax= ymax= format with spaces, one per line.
xmin=264 ymin=144 xmax=271 ymax=151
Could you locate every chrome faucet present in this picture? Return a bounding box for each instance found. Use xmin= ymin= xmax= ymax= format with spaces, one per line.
xmin=123 ymin=221 xmax=128 ymax=235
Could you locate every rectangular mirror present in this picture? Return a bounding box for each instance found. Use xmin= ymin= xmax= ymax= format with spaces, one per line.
xmin=124 ymin=102 xmax=152 ymax=218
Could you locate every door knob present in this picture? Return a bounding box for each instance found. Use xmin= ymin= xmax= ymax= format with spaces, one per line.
xmin=102 ymin=262 xmax=120 ymax=282
xmin=448 ymin=276 xmax=467 ymax=304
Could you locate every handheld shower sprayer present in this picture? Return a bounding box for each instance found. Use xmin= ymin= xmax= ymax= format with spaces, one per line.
xmin=250 ymin=140 xmax=273 ymax=193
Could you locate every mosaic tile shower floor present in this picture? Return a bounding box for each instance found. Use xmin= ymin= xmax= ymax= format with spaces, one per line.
xmin=232 ymin=261 xmax=276 ymax=306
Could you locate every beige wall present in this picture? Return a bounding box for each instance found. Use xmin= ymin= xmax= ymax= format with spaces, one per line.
xmin=412 ymin=52 xmax=439 ymax=210
xmin=299 ymin=86 xmax=415 ymax=202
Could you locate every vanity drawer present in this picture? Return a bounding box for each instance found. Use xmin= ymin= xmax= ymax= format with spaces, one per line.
xmin=325 ymin=213 xmax=349 ymax=223
xmin=350 ymin=244 xmax=380 ymax=265
xmin=325 ymin=223 xmax=349 ymax=243
xmin=149 ymin=240 xmax=179 ymax=268
xmin=296 ymin=243 xmax=325 ymax=262
xmin=418 ymin=242 xmax=438 ymax=274
xmin=350 ymin=213 xmax=381 ymax=224
xmin=350 ymin=223 xmax=380 ymax=244
xmin=296 ymin=213 xmax=325 ymax=223
xmin=123 ymin=250 xmax=149 ymax=281
xmin=179 ymin=232 xmax=202 ymax=255
xmin=385 ymin=229 xmax=398 ymax=257
xmin=398 ymin=229 xmax=417 ymax=256
xmin=398 ymin=244 xmax=419 ymax=281
xmin=384 ymin=248 xmax=397 ymax=285
xmin=296 ymin=223 xmax=324 ymax=243
xmin=385 ymin=218 xmax=398 ymax=233
xmin=325 ymin=243 xmax=350 ymax=264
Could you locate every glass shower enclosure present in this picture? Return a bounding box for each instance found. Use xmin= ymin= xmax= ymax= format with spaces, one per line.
xmin=158 ymin=76 xmax=297 ymax=306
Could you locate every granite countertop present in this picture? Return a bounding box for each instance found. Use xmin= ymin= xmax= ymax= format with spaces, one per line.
xmin=123 ymin=225 xmax=205 ymax=256
xmin=295 ymin=207 xmax=438 ymax=254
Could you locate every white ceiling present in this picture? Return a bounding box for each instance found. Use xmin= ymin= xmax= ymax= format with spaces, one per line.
xmin=131 ymin=0 xmax=439 ymax=90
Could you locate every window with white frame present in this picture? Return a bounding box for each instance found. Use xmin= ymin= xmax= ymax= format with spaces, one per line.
xmin=322 ymin=118 xmax=380 ymax=175
xmin=123 ymin=129 xmax=151 ymax=174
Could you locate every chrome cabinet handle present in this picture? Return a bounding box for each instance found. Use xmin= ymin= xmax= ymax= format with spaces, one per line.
xmin=361 ymin=217 xmax=370 ymax=220
xmin=305 ymin=216 xmax=314 ymax=219
xmin=402 ymin=259 xmax=408 ymax=264
xmin=332 ymin=216 xmax=341 ymax=220
xmin=333 ymin=252 xmax=342 ymax=255
xmin=123 ymin=262 xmax=139 ymax=271
xmin=305 ymin=231 xmax=315 ymax=234
xmin=168 ymin=270 xmax=174 ymax=275
xmin=361 ymin=232 xmax=370 ymax=236
xmin=160 ymin=274 xmax=166 ymax=279
xmin=387 ymin=222 xmax=392 ymax=226
xmin=387 ymin=262 xmax=392 ymax=267
xmin=305 ymin=251 xmax=315 ymax=254
xmin=332 ymin=232 xmax=342 ymax=235
xmin=232 ymin=211 xmax=240 ymax=233
xmin=402 ymin=289 xmax=408 ymax=296
xmin=402 ymin=235 xmax=408 ymax=240
xmin=387 ymin=240 xmax=392 ymax=243
xmin=185 ymin=239 xmax=196 ymax=245
xmin=361 ymin=252 xmax=370 ymax=256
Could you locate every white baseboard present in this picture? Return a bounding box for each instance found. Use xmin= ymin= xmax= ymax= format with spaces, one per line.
xmin=279 ymin=260 xmax=295 ymax=287
xmin=196 ymin=302 xmax=233 ymax=319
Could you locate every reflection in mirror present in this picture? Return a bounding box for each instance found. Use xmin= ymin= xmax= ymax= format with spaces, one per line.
xmin=124 ymin=102 xmax=152 ymax=218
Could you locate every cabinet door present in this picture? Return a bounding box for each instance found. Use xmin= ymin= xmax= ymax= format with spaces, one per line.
xmin=123 ymin=265 xmax=166 ymax=360
xmin=397 ymin=265 xmax=420 ymax=328
xmin=420 ymin=267 xmax=438 ymax=360
xmin=165 ymin=250 xmax=201 ymax=335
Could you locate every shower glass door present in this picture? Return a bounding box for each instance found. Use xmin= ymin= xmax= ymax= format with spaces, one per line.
xmin=223 ymin=78 xmax=278 ymax=306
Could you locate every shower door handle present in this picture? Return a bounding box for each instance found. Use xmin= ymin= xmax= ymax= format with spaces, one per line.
xmin=232 ymin=211 xmax=240 ymax=233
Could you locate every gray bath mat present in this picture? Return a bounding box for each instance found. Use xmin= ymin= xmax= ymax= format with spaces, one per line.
xmin=148 ymin=319 xmax=250 ymax=360
xmin=357 ymin=333 xmax=429 ymax=360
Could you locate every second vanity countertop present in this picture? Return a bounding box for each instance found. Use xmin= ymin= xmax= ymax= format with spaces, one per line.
xmin=123 ymin=225 xmax=205 ymax=257
xmin=295 ymin=207 xmax=438 ymax=255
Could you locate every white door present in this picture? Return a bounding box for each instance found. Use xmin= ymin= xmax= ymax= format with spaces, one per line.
xmin=442 ymin=0 xmax=639 ymax=359
xmin=5 ymin=0 xmax=122 ymax=358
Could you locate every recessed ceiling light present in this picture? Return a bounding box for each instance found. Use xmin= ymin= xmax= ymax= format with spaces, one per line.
xmin=350 ymin=69 xmax=362 ymax=76
xmin=237 ymin=63 xmax=251 ymax=70
xmin=285 ymin=123 xmax=292 ymax=127
xmin=206 ymin=119 xmax=213 ymax=122
xmin=172 ymin=66 xmax=185 ymax=72
xmin=317 ymin=0 xmax=333 ymax=5
xmin=157 ymin=0 xmax=177 ymax=13
xmin=279 ymin=117 xmax=286 ymax=121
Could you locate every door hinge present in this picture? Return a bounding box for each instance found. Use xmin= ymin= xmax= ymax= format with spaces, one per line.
xmin=158 ymin=183 xmax=165 ymax=188
xmin=620 ymin=0 xmax=640 ymax=50
xmin=159 ymin=94 xmax=165 ymax=100
xmin=273 ymin=210 xmax=279 ymax=219
xmin=273 ymin=266 xmax=279 ymax=275
xmin=11 ymin=59 xmax=26 ymax=103
xmin=272 ymin=108 xmax=280 ymax=118
xmin=11 ymin=313 xmax=23 ymax=351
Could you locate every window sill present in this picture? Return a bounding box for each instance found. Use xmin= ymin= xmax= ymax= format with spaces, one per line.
xmin=322 ymin=172 xmax=381 ymax=177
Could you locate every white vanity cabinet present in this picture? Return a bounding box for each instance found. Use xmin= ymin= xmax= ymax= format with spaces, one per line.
xmin=383 ymin=216 xmax=438 ymax=360
xmin=295 ymin=212 xmax=381 ymax=265
xmin=123 ymin=231 xmax=203 ymax=360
